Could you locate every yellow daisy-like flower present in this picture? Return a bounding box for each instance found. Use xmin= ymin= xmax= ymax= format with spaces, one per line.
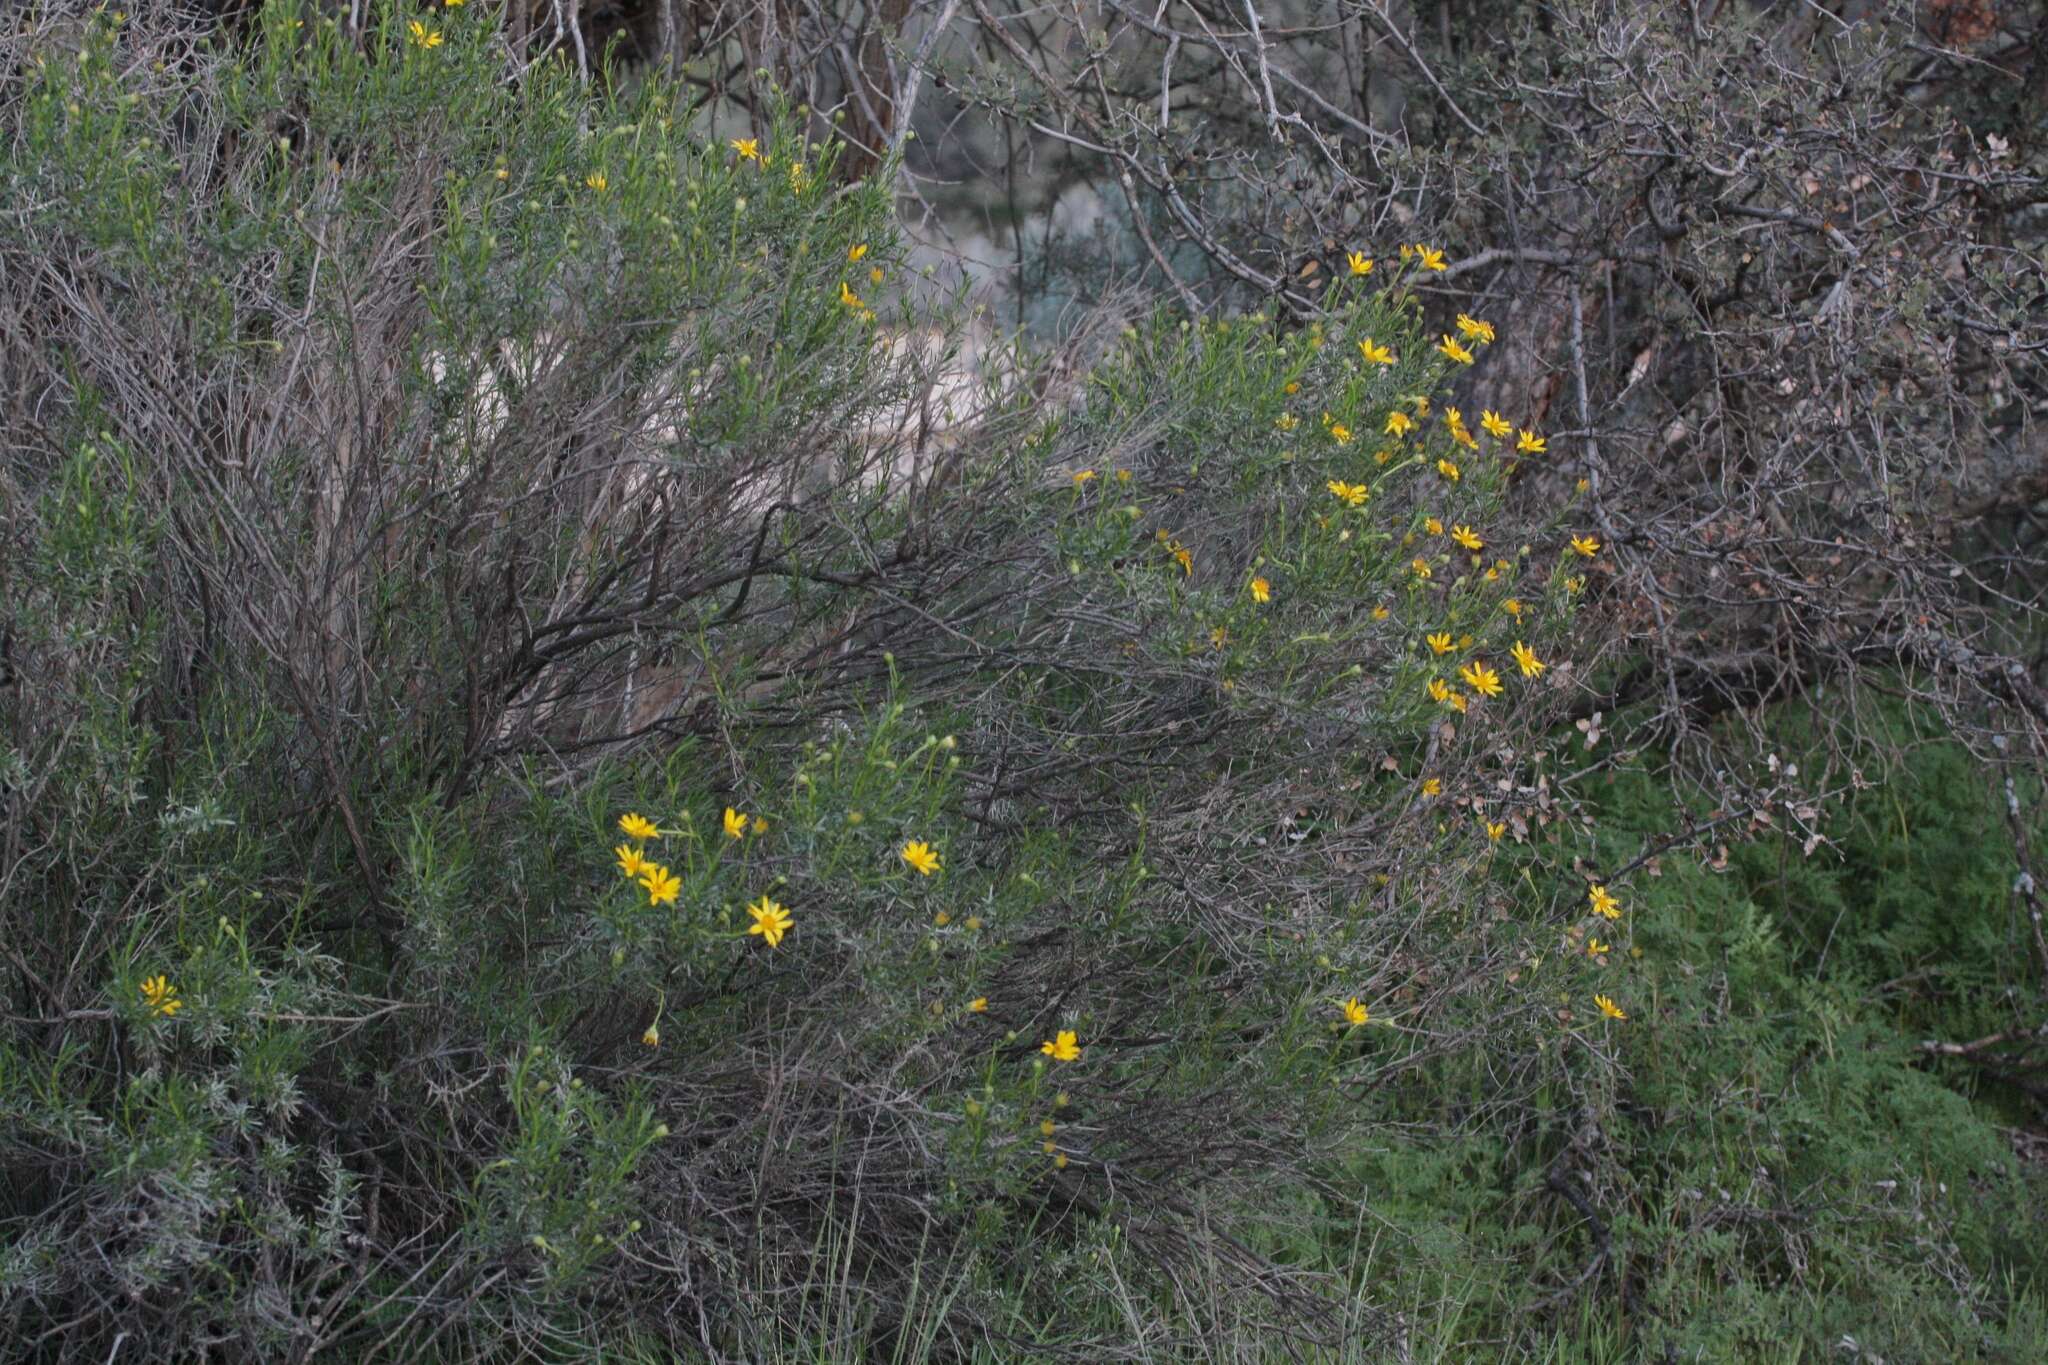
xmin=1511 ymin=641 xmax=1545 ymax=677
xmin=746 ymin=895 xmax=793 ymax=947
xmin=1448 ymin=417 xmax=1479 ymax=449
xmin=1481 ymin=410 xmax=1512 ymax=439
xmin=1566 ymin=575 xmax=1587 ymax=595
xmin=1411 ymin=557 xmax=1432 ymax=580
xmin=1346 ymin=251 xmax=1373 ymax=276
xmin=751 ymin=815 xmax=770 ymax=836
xmin=1385 ymin=411 xmax=1414 ymax=437
xmin=1571 ymin=535 xmax=1601 ymax=558
xmin=1329 ymin=422 xmax=1354 ymax=445
xmin=1275 ymin=413 xmax=1299 ymax=432
xmin=1444 ymin=688 xmax=1469 ymax=713
xmin=1040 ymin=1030 xmax=1082 ymax=1062
xmin=1357 ymin=338 xmax=1395 ymax=366
xmin=1427 ymin=677 xmax=1454 ymax=704
xmin=848 ymin=243 xmax=869 ymax=262
xmin=1421 ymin=777 xmax=1442 ymax=797
xmin=1594 ymin=994 xmax=1627 ymax=1021
xmin=1455 ymin=313 xmax=1495 ymax=344
xmin=1327 ymin=480 xmax=1369 ymax=508
xmin=1486 ymin=821 xmax=1506 ymax=841
xmin=407 ymin=20 xmax=442 ymax=48
xmin=1372 ymin=605 xmax=1391 ymax=620
xmin=1452 ymin=525 xmax=1483 ymax=551
xmin=584 ymin=171 xmax=608 ymax=193
xmin=1283 ymin=381 xmax=1300 ymax=396
xmin=1417 ymin=245 xmax=1447 ymax=271
xmin=615 ymin=843 xmax=650 ymax=879
xmin=1517 ymin=429 xmax=1547 ymax=454
xmin=1436 ymin=458 xmax=1461 ymax=483
xmin=838 ymin=280 xmax=864 ymax=309
xmin=723 ymin=806 xmax=747 ymax=839
xmin=901 ymin=840 xmax=942 ymax=876
xmin=1408 ymin=394 xmax=1431 ymax=417
xmin=968 ymin=997 xmax=988 ymax=1012
xmin=140 ymin=975 xmax=182 ymax=1018
xmin=1072 ymin=468 xmax=1096 ymax=485
xmin=639 ymin=864 xmax=681 ymax=906
xmin=1424 ymin=517 xmax=1444 ymax=536
xmin=1459 ymin=661 xmax=1503 ymax=698
xmin=731 ymin=137 xmax=761 ymax=161
xmin=618 ymin=812 xmax=659 ymax=841
xmin=1587 ymin=938 xmax=1610 ymax=958
xmin=1503 ymin=598 xmax=1524 ymax=620
xmin=1589 ymin=884 xmax=1622 ymax=919
xmin=1172 ymin=544 xmax=1193 ymax=575
xmin=1437 ymin=335 xmax=1475 ymax=365
xmin=1340 ymin=997 xmax=1370 ymax=1026
xmin=1250 ymin=577 xmax=1272 ymax=603
xmin=1427 ymin=631 xmax=1455 ymax=655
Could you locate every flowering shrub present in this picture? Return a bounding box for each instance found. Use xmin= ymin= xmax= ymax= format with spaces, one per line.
xmin=3 ymin=3 xmax=2039 ymax=1360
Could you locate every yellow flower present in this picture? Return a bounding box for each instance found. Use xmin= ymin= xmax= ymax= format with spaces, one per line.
xmin=1411 ymin=557 xmax=1432 ymax=580
xmin=1327 ymin=479 xmax=1369 ymax=508
xmin=1571 ymin=535 xmax=1600 ymax=558
xmin=1041 ymin=1030 xmax=1082 ymax=1062
xmin=731 ymin=137 xmax=760 ymax=161
xmin=1511 ymin=641 xmax=1545 ymax=677
xmin=445 ymin=0 xmax=468 ymax=6
xmin=1399 ymin=244 xmax=1413 ymax=261
xmin=787 ymin=161 xmax=809 ymax=192
xmin=1436 ymin=458 xmax=1460 ymax=483
xmin=1459 ymin=661 xmax=1503 ymax=698
xmin=1594 ymin=994 xmax=1627 ymax=1021
xmin=1250 ymin=577 xmax=1271 ymax=603
xmin=1486 ymin=821 xmax=1506 ymax=841
xmin=1346 ymin=251 xmax=1373 ymax=276
xmin=1421 ymin=777 xmax=1442 ymax=797
xmin=584 ymin=171 xmax=608 ymax=193
xmin=1566 ymin=575 xmax=1587 ymax=595
xmin=751 ymin=815 xmax=770 ymax=836
xmin=848 ymin=243 xmax=869 ymax=262
xmin=968 ymin=997 xmax=988 ymax=1013
xmin=1357 ymin=338 xmax=1395 ymax=366
xmin=1481 ymin=410 xmax=1512 ymax=438
xmin=643 ymin=1021 xmax=661 ymax=1047
xmin=838 ymin=280 xmax=864 ymax=309
xmin=723 ymin=806 xmax=747 ymax=839
xmin=1424 ymin=517 xmax=1444 ymax=536
xmin=407 ymin=20 xmax=442 ymax=47
xmin=1448 ymin=416 xmax=1478 ymax=449
xmin=746 ymin=895 xmax=793 ymax=947
xmin=1587 ymin=938 xmax=1609 ymax=958
xmin=1372 ymin=604 xmax=1391 ymax=620
xmin=1455 ymin=313 xmax=1495 ymax=344
xmin=1385 ymin=411 xmax=1413 ymax=437
xmin=1407 ymin=394 xmax=1432 ymax=417
xmin=1452 ymin=525 xmax=1483 ymax=551
xmin=140 ymin=975 xmax=182 ymax=1018
xmin=1072 ymin=468 xmax=1097 ymax=485
xmin=1437 ymin=335 xmax=1475 ymax=365
xmin=618 ymin=813 xmax=659 ymax=841
xmin=1116 ymin=468 xmax=1132 ymax=484
xmin=639 ymin=864 xmax=681 ymax=906
xmin=1589 ymin=885 xmax=1621 ymax=920
xmin=1329 ymin=422 xmax=1354 ymax=445
xmin=1275 ymin=412 xmax=1298 ymax=432
xmin=615 ymin=843 xmax=650 ymax=879
xmin=1340 ymin=997 xmax=1370 ymax=1026
xmin=1172 ymin=544 xmax=1193 ymax=575
xmin=1427 ymin=631 xmax=1455 ymax=655
xmin=1517 ymin=429 xmax=1547 ymax=454
xmin=1445 ymin=689 xmax=1468 ymax=713
xmin=901 ymin=840 xmax=942 ymax=876
xmin=1283 ymin=381 xmax=1300 ymax=395
xmin=934 ymin=911 xmax=951 ymax=926
xmin=1427 ymin=677 xmax=1453 ymax=704
xmin=1417 ymin=245 xmax=1447 ymax=271
xmin=1503 ymin=598 xmax=1523 ymax=619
